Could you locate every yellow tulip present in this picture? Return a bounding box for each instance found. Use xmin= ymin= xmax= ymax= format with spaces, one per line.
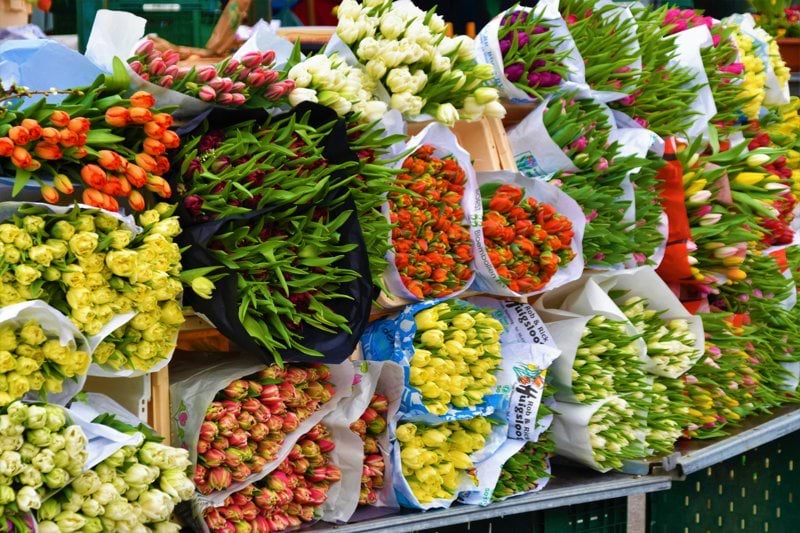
xmin=734 ymin=172 xmax=766 ymax=186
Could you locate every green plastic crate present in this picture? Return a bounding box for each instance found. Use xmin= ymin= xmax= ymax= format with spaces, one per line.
xmin=76 ymin=1 xmax=220 ymax=52
xmin=544 ymin=498 xmax=628 ymax=533
xmin=648 ymin=431 xmax=800 ymax=533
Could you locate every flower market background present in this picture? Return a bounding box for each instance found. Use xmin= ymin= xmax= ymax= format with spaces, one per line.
xmin=2 ymin=0 xmax=800 ymax=532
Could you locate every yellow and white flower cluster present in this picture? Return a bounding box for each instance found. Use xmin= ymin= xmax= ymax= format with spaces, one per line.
xmin=768 ymin=37 xmax=791 ymax=87
xmin=335 ymin=0 xmax=504 ymax=124
xmin=734 ymin=29 xmax=767 ymax=119
xmin=288 ymin=53 xmax=389 ymax=122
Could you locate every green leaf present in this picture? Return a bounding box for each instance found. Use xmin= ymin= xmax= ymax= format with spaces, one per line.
xmin=85 ymin=129 xmax=127 ymax=145
xmin=105 ymin=56 xmax=132 ymax=93
xmin=12 ymin=167 xmax=31 ymax=197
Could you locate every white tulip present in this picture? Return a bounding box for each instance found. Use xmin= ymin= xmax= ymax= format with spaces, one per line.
xmin=357 ymin=37 xmax=380 ymax=60
xmin=16 ymin=485 xmax=41 ymax=512
xmin=429 ymin=13 xmax=446 ymax=33
xmin=288 ymin=64 xmax=312 ymax=87
xmin=337 ymin=0 xmax=362 ymax=20
xmin=453 ymin=35 xmax=476 ymax=60
xmin=410 ymin=69 xmax=428 ymax=94
xmin=438 ymin=37 xmax=459 ymax=57
xmin=431 ymin=54 xmax=451 ymax=73
xmin=459 ymin=96 xmax=483 ymax=121
xmin=338 ymin=18 xmax=362 ymax=45
xmin=379 ymin=43 xmax=406 ymax=68
xmin=386 ymin=67 xmax=414 ymax=93
xmin=435 ymin=103 xmax=459 ymax=126
xmin=331 ymin=97 xmax=353 ymax=116
xmin=366 ymin=58 xmax=388 ymax=80
xmin=360 ymin=100 xmax=389 ymax=122
xmin=474 ymin=86 xmax=499 ymax=105
xmin=407 ymin=20 xmax=433 ymax=45
xmin=288 ymin=88 xmax=319 ymax=107
xmin=394 ymin=2 xmax=425 ymax=22
xmin=364 ymin=0 xmax=384 ymax=7
xmin=449 ymin=70 xmax=467 ymax=91
xmin=380 ymin=13 xmax=405 ymax=40
xmin=390 ymin=91 xmax=424 ymax=116
xmin=399 ymin=39 xmax=425 ymax=64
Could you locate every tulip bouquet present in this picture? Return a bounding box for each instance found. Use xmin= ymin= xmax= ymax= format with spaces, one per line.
xmin=0 ymin=402 xmax=87 ymax=515
xmin=351 ymin=393 xmax=389 ymax=506
xmin=609 ymin=6 xmax=704 ymax=136
xmin=127 ymin=40 xmax=295 ymax=108
xmin=0 ymin=81 xmax=177 ymax=210
xmin=629 ymin=156 xmax=668 ymax=265
xmin=551 ymin=395 xmax=646 ymax=472
xmin=407 ymin=301 xmax=505 ymax=417
xmin=560 ymin=0 xmax=641 ymax=96
xmin=286 ymin=52 xmax=388 ymax=122
xmin=491 ymin=431 xmax=554 ymax=501
xmin=0 ymin=203 xmax=184 ymax=374
xmin=482 ymin=6 xmax=573 ymax=101
xmin=732 ymin=28 xmax=768 ymax=120
xmin=36 ymin=428 xmax=194 ymax=532
xmin=333 ymin=0 xmax=504 ymax=122
xmin=477 ymin=182 xmax=577 ymax=295
xmin=388 ymin=141 xmax=476 ymax=300
xmin=662 ymin=7 xmax=713 ymax=35
xmin=0 ymin=302 xmax=91 ymax=406
xmin=190 ymin=365 xmax=336 ymax=494
xmin=645 ymin=377 xmax=689 ymax=454
xmin=539 ymin=95 xmax=612 ymax=171
xmin=616 ymin=295 xmax=702 ymax=377
xmin=394 ymin=416 xmax=498 ymax=507
xmin=701 ymin=25 xmax=753 ymax=134
xmin=203 ymin=422 xmax=341 ymax=533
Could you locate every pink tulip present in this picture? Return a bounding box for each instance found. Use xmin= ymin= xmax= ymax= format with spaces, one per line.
xmin=199 ymin=85 xmax=217 ymax=102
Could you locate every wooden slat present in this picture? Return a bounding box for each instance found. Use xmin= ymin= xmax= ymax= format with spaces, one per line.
xmin=148 ymin=365 xmax=171 ymax=445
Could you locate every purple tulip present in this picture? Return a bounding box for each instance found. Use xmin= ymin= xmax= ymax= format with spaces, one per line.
xmin=540 ymin=71 xmax=563 ymax=87
xmin=531 ymin=59 xmax=547 ymax=69
xmin=500 ymin=38 xmax=512 ymax=56
xmin=532 ymin=26 xmax=547 ymax=35
xmin=516 ymin=31 xmax=530 ymax=48
xmin=505 ymin=62 xmax=525 ymax=82
xmin=501 ymin=10 xmax=528 ymax=26
xmin=527 ymin=71 xmax=543 ymax=86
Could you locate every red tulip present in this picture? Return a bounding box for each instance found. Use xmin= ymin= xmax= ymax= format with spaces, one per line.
xmin=275 ymin=489 xmax=294 ymax=507
xmin=284 ymin=367 xmax=308 ymax=385
xmin=11 ymin=146 xmax=32 ymax=168
xmin=250 ymin=516 xmax=270 ymax=532
xmin=281 ymin=412 xmax=299 ymax=433
xmin=9 ymin=126 xmax=30 ymax=145
xmin=205 ymin=508 xmax=228 ymax=529
xmin=278 ymin=382 xmax=298 ymax=403
xmin=291 ymin=457 xmax=310 ymax=474
xmin=0 ymin=137 xmax=14 ymax=156
xmin=34 ymin=141 xmax=62 ymax=160
xmin=21 ymin=118 xmax=43 ymax=140
xmin=222 ymin=400 xmax=242 ymax=417
xmin=200 ymin=421 xmax=219 ymax=441
xmin=257 ymin=367 xmax=286 ymax=382
xmin=317 ymin=438 xmax=335 ymax=454
xmin=266 ymin=471 xmax=289 ymax=492
xmin=266 ymin=416 xmax=284 ymax=433
xmin=197 ymin=439 xmax=211 ymax=454
xmin=220 ymin=505 xmax=243 ymax=521
xmin=369 ymin=394 xmax=388 ymax=413
xmin=250 ymin=455 xmax=268 ymax=473
xmin=218 ymin=413 xmax=238 ymax=434
xmin=228 ymin=428 xmax=249 ymax=448
xmin=208 ymin=466 xmax=232 ymax=491
xmin=231 ymin=463 xmax=252 ymax=482
xmin=241 ymin=501 xmax=259 ymax=521
xmin=68 ymin=117 xmax=91 ymax=134
xmin=201 ymin=448 xmax=227 ymax=467
xmin=212 ymin=437 xmax=230 ymax=451
xmin=259 ymin=384 xmax=280 ymax=402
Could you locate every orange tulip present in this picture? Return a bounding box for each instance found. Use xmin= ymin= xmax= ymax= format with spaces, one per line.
xmin=143 ymin=121 xmax=165 ymax=139
xmin=49 ymin=110 xmax=70 ymax=128
xmin=125 ymin=164 xmax=148 ymax=187
xmin=0 ymin=137 xmax=13 ymax=156
xmin=129 ymin=107 xmax=153 ymax=124
xmin=105 ymin=106 xmax=130 ymax=128
xmin=155 ymin=156 xmax=170 ymax=175
xmin=152 ymin=112 xmax=174 ymax=128
xmin=135 ymin=153 xmax=157 ymax=173
xmin=146 ymin=175 xmax=172 ymax=198
xmin=59 ymin=129 xmax=80 ymax=147
xmin=41 ymin=184 xmax=59 ymax=204
xmin=80 ymin=164 xmax=108 ymax=189
xmin=34 ymin=141 xmax=63 ymax=161
xmin=8 ymin=126 xmax=30 ymax=145
xmin=130 ymin=91 xmax=156 ymax=108
xmin=27 ymin=160 xmax=41 ymax=171
xmin=53 ymin=174 xmax=74 ymax=195
xmin=97 ymin=149 xmax=125 ymax=171
xmin=128 ymin=190 xmax=146 ymax=211
xmin=143 ymin=138 xmax=166 ymax=156
xmin=103 ymin=193 xmax=120 ymax=212
xmin=82 ymin=188 xmax=105 ymax=208
xmin=101 ymin=177 xmax=124 ymax=197
xmin=11 ymin=146 xmax=32 ymax=168
xmin=41 ymin=127 xmax=60 ymax=145
xmin=67 ymin=117 xmax=90 ymax=134
xmin=117 ymin=176 xmax=132 ymax=196
xmin=21 ymin=119 xmax=43 ymax=141
xmin=160 ymin=130 xmax=180 ymax=149
xmin=71 ymin=147 xmax=88 ymax=159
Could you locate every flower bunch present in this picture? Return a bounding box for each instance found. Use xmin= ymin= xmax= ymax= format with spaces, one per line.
xmin=178 ymin=116 xmax=358 ymax=224
xmin=0 ymin=88 xmax=177 ymax=210
xmin=36 ymin=438 xmax=193 ymax=532
xmin=567 ymin=315 xmax=645 ymax=407
xmin=334 ymin=0 xmax=504 ymax=122
xmin=194 ymin=364 xmax=334 ymax=494
xmin=732 ymin=28 xmax=767 ymax=120
xmin=610 ymin=6 xmax=704 ymax=136
xmin=480 ymin=183 xmax=575 ymax=294
xmin=395 ymin=417 xmax=493 ymax=503
xmin=350 ymin=393 xmax=389 ymax=505
xmin=411 ymin=302 xmax=504 ymax=415
xmin=662 ymin=7 xmax=713 ymax=35
xmin=629 ymin=156 xmax=667 ymax=265
xmin=560 ymin=0 xmax=640 ymax=94
xmin=767 ymin=37 xmax=792 ymax=87
xmin=287 ymin=53 xmax=388 ymax=122
xmin=492 ymin=432 xmax=554 ymax=500
xmin=617 ymin=295 xmax=701 ymax=376
xmin=645 ymin=377 xmax=689 ymax=454
xmin=541 ymin=95 xmax=612 ymax=170
xmin=389 ymin=145 xmax=473 ymax=299
xmin=203 ymin=422 xmax=341 ymax=533
xmin=205 ymin=205 xmax=360 ymax=362
xmin=702 ymin=25 xmax=753 ymax=134
xmin=0 ymin=319 xmax=89 ymax=406
xmin=497 ymin=9 xmax=570 ymax=99
xmin=585 ymin=397 xmax=644 ymax=470
xmin=128 ymin=40 xmax=294 ymax=107
xmin=0 ymin=203 xmax=184 ymax=372
xmin=0 ymin=402 xmax=87 ymax=514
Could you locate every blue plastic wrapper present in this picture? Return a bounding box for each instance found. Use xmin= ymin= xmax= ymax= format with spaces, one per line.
xmin=362 ymin=299 xmax=511 ymax=424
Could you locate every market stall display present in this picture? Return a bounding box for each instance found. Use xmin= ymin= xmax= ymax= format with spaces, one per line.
xmin=1 ymin=0 xmax=800 ymax=530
